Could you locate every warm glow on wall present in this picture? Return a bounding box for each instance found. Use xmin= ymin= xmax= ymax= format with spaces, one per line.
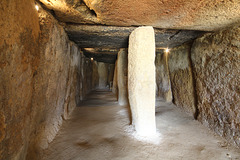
xmin=91 ymin=58 xmax=94 ymax=61
xmin=35 ymin=5 xmax=39 ymax=11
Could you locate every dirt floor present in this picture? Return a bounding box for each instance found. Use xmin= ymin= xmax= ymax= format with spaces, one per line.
xmin=41 ymin=90 xmax=240 ymax=160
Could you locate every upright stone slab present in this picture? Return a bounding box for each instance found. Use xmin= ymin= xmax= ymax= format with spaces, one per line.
xmin=128 ymin=26 xmax=156 ymax=136
xmin=168 ymin=44 xmax=197 ymax=118
xmin=107 ymin=64 xmax=115 ymax=89
xmin=155 ymin=50 xmax=172 ymax=102
xmin=117 ymin=48 xmax=128 ymax=105
xmin=98 ymin=62 xmax=108 ymax=89
xmin=112 ymin=60 xmax=118 ymax=94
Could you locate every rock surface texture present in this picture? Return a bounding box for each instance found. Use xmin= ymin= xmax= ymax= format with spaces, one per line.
xmin=0 ymin=1 xmax=40 ymax=159
xmin=191 ymin=24 xmax=240 ymax=148
xmin=155 ymin=50 xmax=172 ymax=102
xmin=168 ymin=44 xmax=197 ymax=118
xmin=0 ymin=1 xmax=98 ymax=159
xmin=128 ymin=26 xmax=156 ymax=136
xmin=117 ymin=49 xmax=129 ymax=105
xmin=40 ymin=0 xmax=240 ymax=31
xmin=29 ymin=10 xmax=81 ymax=158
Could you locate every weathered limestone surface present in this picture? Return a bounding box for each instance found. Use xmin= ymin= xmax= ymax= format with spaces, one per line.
xmin=29 ymin=7 xmax=96 ymax=159
xmin=98 ymin=62 xmax=109 ymax=89
xmin=112 ymin=60 xmax=118 ymax=94
xmin=168 ymin=44 xmax=197 ymax=118
xmin=0 ymin=2 xmax=98 ymax=160
xmin=41 ymin=0 xmax=240 ymax=31
xmin=128 ymin=26 xmax=156 ymax=136
xmin=155 ymin=50 xmax=172 ymax=102
xmin=29 ymin=10 xmax=81 ymax=157
xmin=0 ymin=1 xmax=40 ymax=159
xmin=191 ymin=24 xmax=240 ymax=148
xmin=117 ymin=49 xmax=129 ymax=105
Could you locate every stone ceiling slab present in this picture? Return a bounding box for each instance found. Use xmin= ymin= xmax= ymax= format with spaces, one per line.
xmin=82 ymin=48 xmax=118 ymax=64
xmin=39 ymin=0 xmax=240 ymax=31
xmin=65 ymin=24 xmax=206 ymax=48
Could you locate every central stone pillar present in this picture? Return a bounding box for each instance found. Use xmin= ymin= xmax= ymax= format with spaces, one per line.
xmin=128 ymin=26 xmax=156 ymax=136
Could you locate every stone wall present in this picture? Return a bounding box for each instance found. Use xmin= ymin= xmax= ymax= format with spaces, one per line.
xmin=0 ymin=1 xmax=98 ymax=160
xmin=0 ymin=1 xmax=40 ymax=159
xmin=80 ymin=56 xmax=98 ymax=100
xmin=168 ymin=44 xmax=197 ymax=118
xmin=28 ymin=8 xmax=81 ymax=158
xmin=155 ymin=50 xmax=172 ymax=102
xmin=191 ymin=24 xmax=240 ymax=148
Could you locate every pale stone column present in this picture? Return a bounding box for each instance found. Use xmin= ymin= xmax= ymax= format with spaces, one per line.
xmin=112 ymin=60 xmax=118 ymax=94
xmin=117 ymin=48 xmax=128 ymax=105
xmin=128 ymin=26 xmax=156 ymax=136
xmin=98 ymin=62 xmax=108 ymax=89
xmin=108 ymin=64 xmax=115 ymax=89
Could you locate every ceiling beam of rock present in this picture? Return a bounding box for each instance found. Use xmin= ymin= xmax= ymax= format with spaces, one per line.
xmin=38 ymin=0 xmax=99 ymax=24
xmin=39 ymin=0 xmax=240 ymax=31
xmin=65 ymin=24 xmax=206 ymax=48
xmin=82 ymin=48 xmax=118 ymax=64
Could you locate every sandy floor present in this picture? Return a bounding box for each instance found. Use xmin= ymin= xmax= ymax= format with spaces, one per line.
xmin=42 ymin=90 xmax=240 ymax=160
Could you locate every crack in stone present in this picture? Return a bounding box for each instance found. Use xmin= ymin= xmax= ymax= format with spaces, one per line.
xmin=168 ymin=30 xmax=181 ymax=40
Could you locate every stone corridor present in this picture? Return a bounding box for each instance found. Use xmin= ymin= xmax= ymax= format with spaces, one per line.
xmin=42 ymin=90 xmax=240 ymax=160
xmin=1 ymin=1 xmax=240 ymax=159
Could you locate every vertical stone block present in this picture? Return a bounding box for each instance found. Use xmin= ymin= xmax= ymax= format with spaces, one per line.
xmin=107 ymin=64 xmax=115 ymax=88
xmin=112 ymin=60 xmax=118 ymax=94
xmin=98 ymin=62 xmax=108 ymax=89
xmin=155 ymin=50 xmax=172 ymax=102
xmin=191 ymin=25 xmax=240 ymax=147
xmin=168 ymin=44 xmax=197 ymax=118
xmin=117 ymin=48 xmax=128 ymax=105
xmin=128 ymin=26 xmax=156 ymax=136
xmin=92 ymin=61 xmax=99 ymax=89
